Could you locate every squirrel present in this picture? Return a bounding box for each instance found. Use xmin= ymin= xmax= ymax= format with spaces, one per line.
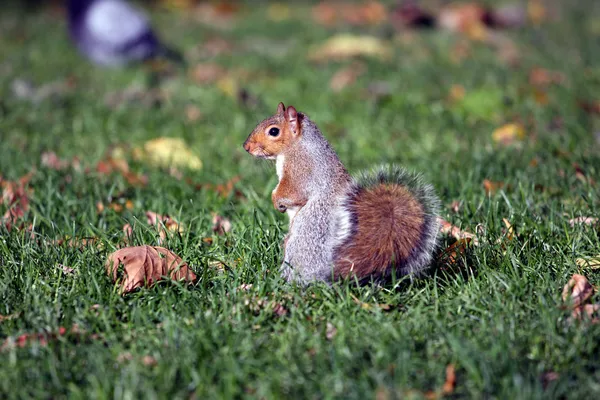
xmin=243 ymin=103 xmax=440 ymax=285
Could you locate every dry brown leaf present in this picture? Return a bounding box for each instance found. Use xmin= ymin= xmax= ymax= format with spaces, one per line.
xmin=438 ymin=218 xmax=479 ymax=245
xmin=502 ymin=218 xmax=515 ymax=241
xmin=570 ymin=304 xmax=600 ymax=324
xmin=313 ymin=1 xmax=387 ymax=27
xmin=142 ymin=355 xmax=158 ymax=367
xmin=483 ymin=179 xmax=505 ymax=195
xmin=309 ymin=34 xmax=392 ymax=62
xmin=326 ymin=322 xmax=337 ymax=340
xmin=438 ymin=3 xmax=488 ymax=38
xmin=438 ymin=238 xmax=473 ymax=265
xmin=96 ymin=156 xmax=148 ymax=187
xmin=105 ymin=245 xmax=196 ymax=294
xmin=569 ymin=217 xmax=599 ymax=227
xmin=442 ymin=364 xmax=457 ymax=395
xmin=541 ymin=371 xmax=559 ymax=389
xmin=185 ymin=104 xmax=202 ymax=123
xmin=447 ymin=84 xmax=466 ymax=102
xmin=576 ymin=257 xmax=600 ymax=270
xmin=529 ymin=67 xmax=565 ymax=87
xmin=145 ymin=211 xmax=184 ymax=242
xmin=1 ymin=173 xmax=33 ymax=230
xmin=41 ymin=151 xmax=69 ymax=170
xmin=527 ymin=0 xmax=546 ymax=25
xmin=329 ymin=62 xmax=365 ymax=92
xmin=192 ymin=2 xmax=240 ymax=29
xmin=1 ymin=324 xmax=94 ymax=352
xmin=450 ymin=200 xmax=462 ymax=213
xmin=0 ymin=313 xmax=19 ymax=323
xmin=59 ymin=264 xmax=76 ymax=275
xmin=492 ymin=123 xmax=525 ymax=146
xmin=561 ymin=274 xmax=594 ymax=308
xmin=212 ymin=213 xmax=232 ymax=235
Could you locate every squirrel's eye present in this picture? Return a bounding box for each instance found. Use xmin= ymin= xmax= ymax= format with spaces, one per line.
xmin=268 ymin=127 xmax=280 ymax=137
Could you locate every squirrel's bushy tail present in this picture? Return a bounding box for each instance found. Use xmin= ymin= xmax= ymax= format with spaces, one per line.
xmin=334 ymin=165 xmax=440 ymax=282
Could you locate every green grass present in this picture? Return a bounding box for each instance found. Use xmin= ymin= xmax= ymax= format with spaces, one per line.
xmin=1 ymin=1 xmax=600 ymax=398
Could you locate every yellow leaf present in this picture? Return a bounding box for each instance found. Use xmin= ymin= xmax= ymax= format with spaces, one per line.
xmin=309 ymin=34 xmax=392 ymax=62
xmin=135 ymin=138 xmax=202 ymax=170
xmin=576 ymin=257 xmax=600 ymax=270
xmin=492 ymin=123 xmax=525 ymax=145
xmin=267 ymin=3 xmax=290 ymax=21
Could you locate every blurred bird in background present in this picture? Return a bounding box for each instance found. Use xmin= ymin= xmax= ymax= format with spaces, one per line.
xmin=66 ymin=0 xmax=184 ymax=67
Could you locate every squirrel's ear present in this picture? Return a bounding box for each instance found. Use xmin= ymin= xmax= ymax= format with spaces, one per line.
xmin=277 ymin=102 xmax=285 ymax=114
xmin=285 ymin=106 xmax=300 ymax=136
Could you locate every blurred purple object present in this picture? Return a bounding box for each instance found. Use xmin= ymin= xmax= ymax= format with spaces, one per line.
xmin=67 ymin=0 xmax=181 ymax=67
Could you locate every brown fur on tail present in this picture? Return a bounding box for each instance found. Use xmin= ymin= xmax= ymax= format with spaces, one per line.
xmin=333 ymin=166 xmax=440 ymax=282
xmin=333 ymin=184 xmax=424 ymax=280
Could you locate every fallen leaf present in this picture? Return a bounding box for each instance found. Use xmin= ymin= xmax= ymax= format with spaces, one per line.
xmin=529 ymin=67 xmax=565 ymax=87
xmin=329 ymin=62 xmax=365 ymax=92
xmin=541 ymin=371 xmax=559 ymax=389
xmin=0 ymin=313 xmax=19 ymax=323
xmin=192 ymin=2 xmax=239 ymax=30
xmin=450 ymin=200 xmax=462 ymax=213
xmin=1 ymin=324 xmax=96 ymax=352
xmin=267 ymin=3 xmax=290 ymax=21
xmin=59 ymin=264 xmax=76 ymax=275
xmin=1 ymin=173 xmax=33 ymax=230
xmin=561 ymin=274 xmax=594 ymax=308
xmin=142 ymin=355 xmax=158 ymax=367
xmin=185 ymin=104 xmax=202 ymax=122
xmin=442 ymin=364 xmax=456 ymax=395
xmin=483 ymin=179 xmax=505 ymax=195
xmin=116 ymin=352 xmax=133 ymax=363
xmin=576 ymin=257 xmax=600 ymax=270
xmin=438 ymin=218 xmax=479 ymax=245
xmin=41 ymin=151 xmax=69 ymax=170
xmin=438 ymin=3 xmax=488 ymax=39
xmin=123 ymin=223 xmax=133 ymax=239
xmin=134 ymin=137 xmax=202 ymax=170
xmin=313 ymin=1 xmax=387 ymax=27
xmin=579 ymin=100 xmax=600 ymax=115
xmin=569 ymin=217 xmax=598 ymax=227
xmin=326 ymin=322 xmax=337 ymax=340
xmin=527 ymin=0 xmax=546 ymax=25
xmin=447 ymin=84 xmax=466 ymax=102
xmin=145 ymin=211 xmax=184 ymax=242
xmin=309 ymin=34 xmax=392 ymax=62
xmin=438 ymin=238 xmax=473 ymax=265
xmin=212 ymin=213 xmax=232 ymax=235
xmin=502 ymin=218 xmax=515 ymax=241
xmin=492 ymin=123 xmax=525 ymax=145
xmin=105 ymin=245 xmax=197 ymax=294
xmin=573 ymin=163 xmax=595 ymax=186
xmin=570 ymin=304 xmax=600 ymax=324
xmin=272 ymin=302 xmax=288 ymax=317
xmin=96 ymin=155 xmax=148 ymax=187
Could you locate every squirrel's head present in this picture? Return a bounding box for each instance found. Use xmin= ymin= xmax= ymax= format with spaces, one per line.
xmin=243 ymin=102 xmax=302 ymax=159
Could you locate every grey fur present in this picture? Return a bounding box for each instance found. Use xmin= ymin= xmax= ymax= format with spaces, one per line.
xmin=280 ymin=116 xmax=440 ymax=285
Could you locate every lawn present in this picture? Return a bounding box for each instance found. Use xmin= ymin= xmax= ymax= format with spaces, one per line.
xmin=1 ymin=0 xmax=600 ymax=398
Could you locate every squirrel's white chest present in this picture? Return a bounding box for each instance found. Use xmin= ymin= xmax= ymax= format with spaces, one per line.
xmin=275 ymin=155 xmax=285 ymax=181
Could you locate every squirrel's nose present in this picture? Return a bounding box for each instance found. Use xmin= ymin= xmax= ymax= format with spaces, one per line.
xmin=243 ymin=140 xmax=251 ymax=153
